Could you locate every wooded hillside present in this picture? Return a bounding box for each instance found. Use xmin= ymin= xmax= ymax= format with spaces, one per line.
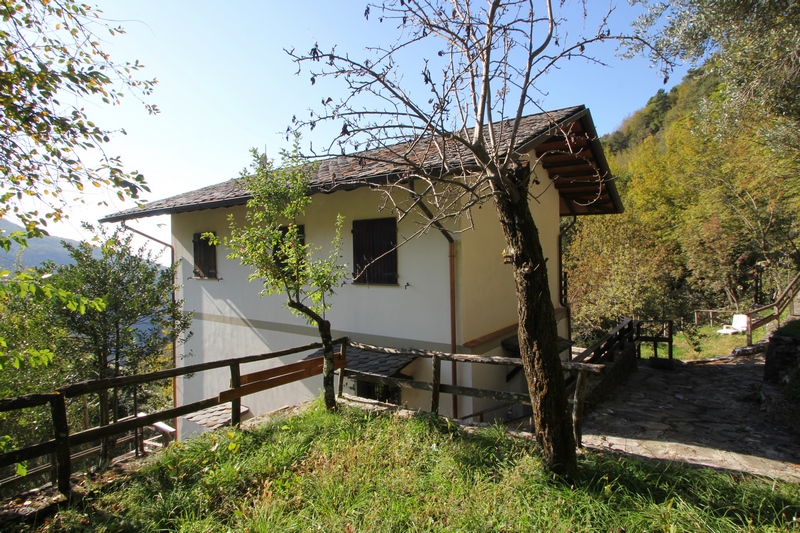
xmin=565 ymin=66 xmax=800 ymax=342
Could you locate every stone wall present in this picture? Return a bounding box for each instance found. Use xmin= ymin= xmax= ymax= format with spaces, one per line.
xmin=585 ymin=341 xmax=638 ymax=406
xmin=764 ymin=334 xmax=800 ymax=385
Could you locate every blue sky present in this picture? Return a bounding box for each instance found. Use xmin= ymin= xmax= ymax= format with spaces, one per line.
xmin=49 ymin=1 xmax=688 ymax=251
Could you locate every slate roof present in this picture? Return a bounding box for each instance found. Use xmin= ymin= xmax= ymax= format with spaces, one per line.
xmin=183 ymin=402 xmax=250 ymax=430
xmin=306 ymin=346 xmax=415 ymax=377
xmin=100 ymin=105 xmax=622 ymax=223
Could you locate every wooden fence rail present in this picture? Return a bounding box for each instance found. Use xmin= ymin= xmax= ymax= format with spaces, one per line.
xmin=746 ymin=271 xmax=800 ymax=345
xmin=0 ymin=338 xmax=348 ymax=495
xmin=346 ymin=336 xmax=620 ymax=448
xmin=1 ymin=324 xmax=636 ymax=497
xmin=572 ymin=318 xmax=636 ymax=364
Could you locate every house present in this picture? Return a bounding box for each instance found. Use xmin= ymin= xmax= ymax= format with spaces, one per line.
xmin=101 ymin=105 xmax=622 ymax=437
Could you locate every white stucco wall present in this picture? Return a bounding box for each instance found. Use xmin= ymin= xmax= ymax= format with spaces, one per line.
xmin=457 ymin=161 xmax=563 ymax=349
xmin=172 ymin=187 xmax=456 ymax=432
xmin=172 ymin=163 xmax=566 ymax=431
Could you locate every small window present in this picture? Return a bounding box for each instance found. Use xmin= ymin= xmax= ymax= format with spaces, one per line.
xmin=192 ymin=232 xmax=217 ymax=279
xmin=352 ymin=218 xmax=397 ymax=285
xmin=356 ymin=380 xmax=401 ymax=404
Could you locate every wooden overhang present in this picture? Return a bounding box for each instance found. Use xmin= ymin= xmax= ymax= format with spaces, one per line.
xmin=519 ymin=107 xmax=623 ymax=216
xmin=100 ymin=106 xmax=621 ymax=224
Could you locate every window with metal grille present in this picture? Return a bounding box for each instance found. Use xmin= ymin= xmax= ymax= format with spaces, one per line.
xmin=352 ymin=218 xmax=397 ymax=285
xmin=192 ymin=232 xmax=217 ymax=279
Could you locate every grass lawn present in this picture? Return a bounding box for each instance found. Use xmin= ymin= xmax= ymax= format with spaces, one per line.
xmin=638 ymin=324 xmax=766 ymax=361
xmin=25 ymin=400 xmax=800 ymax=532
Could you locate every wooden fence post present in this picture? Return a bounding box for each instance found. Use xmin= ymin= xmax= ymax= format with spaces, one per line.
xmin=431 ymin=353 xmax=441 ymax=414
xmin=50 ymin=392 xmax=71 ymax=496
xmin=230 ymin=364 xmax=241 ymax=427
xmin=667 ymin=320 xmax=674 ymax=359
xmin=337 ymin=344 xmax=347 ymax=398
xmin=572 ymin=371 xmax=587 ymax=448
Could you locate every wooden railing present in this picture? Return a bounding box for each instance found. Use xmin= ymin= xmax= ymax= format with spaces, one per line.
xmin=636 ymin=320 xmax=674 ymax=360
xmin=344 ymin=341 xmax=609 ymax=449
xmin=571 ymin=318 xmax=637 ymax=364
xmin=746 ymin=271 xmax=800 ymax=345
xmin=2 ymin=322 xmax=645 ymax=498
xmin=0 ymin=338 xmax=348 ymax=496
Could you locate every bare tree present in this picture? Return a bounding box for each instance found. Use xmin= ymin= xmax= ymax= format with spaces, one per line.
xmin=287 ymin=0 xmax=660 ymax=477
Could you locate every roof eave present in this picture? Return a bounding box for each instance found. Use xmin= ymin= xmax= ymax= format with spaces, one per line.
xmin=98 ymin=196 xmax=250 ymax=223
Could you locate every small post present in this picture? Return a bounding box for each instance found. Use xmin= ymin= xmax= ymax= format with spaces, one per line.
xmin=667 ymin=320 xmax=674 ymax=360
xmin=337 ymin=344 xmax=347 ymax=398
xmin=572 ymin=371 xmax=587 ymax=448
xmin=230 ymin=363 xmax=241 ymax=427
xmin=133 ymin=388 xmax=140 ymax=457
xmin=431 ymin=353 xmax=441 ymax=414
xmin=50 ymin=393 xmax=71 ymax=496
xmin=49 ymin=453 xmax=57 ymax=485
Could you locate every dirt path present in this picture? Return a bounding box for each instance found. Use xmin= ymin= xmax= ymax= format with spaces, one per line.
xmin=581 ymin=354 xmax=800 ymax=482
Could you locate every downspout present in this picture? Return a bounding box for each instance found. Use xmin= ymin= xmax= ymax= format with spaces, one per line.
xmin=448 ymin=240 xmax=457 ymax=418
xmin=409 ymin=182 xmax=458 ymax=418
xmin=121 ymin=221 xmax=179 ymax=435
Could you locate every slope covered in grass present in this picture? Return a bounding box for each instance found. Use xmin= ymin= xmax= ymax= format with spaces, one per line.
xmin=28 ymin=400 xmax=800 ymax=532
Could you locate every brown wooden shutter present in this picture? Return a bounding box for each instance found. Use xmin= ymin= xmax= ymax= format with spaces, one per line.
xmin=193 ymin=233 xmax=217 ymax=279
xmin=353 ymin=218 xmax=397 ymax=285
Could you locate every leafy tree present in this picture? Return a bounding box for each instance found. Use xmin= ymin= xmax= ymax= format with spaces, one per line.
xmin=224 ymin=143 xmax=346 ymax=411
xmin=0 ymin=269 xmax=105 ymax=371
xmin=589 ymin=68 xmax=800 ymax=323
xmin=0 ymin=0 xmax=157 ymax=372
xmin=633 ymin=0 xmax=800 ymax=150
xmin=0 ymin=0 xmax=155 ymax=247
xmin=0 ymin=288 xmax=73 ymax=474
xmin=46 ymin=224 xmax=192 ymax=460
xmin=565 ymin=212 xmax=675 ymax=342
xmin=285 ymin=0 xmax=665 ymax=476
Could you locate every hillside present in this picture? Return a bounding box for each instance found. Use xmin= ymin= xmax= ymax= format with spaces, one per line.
xmin=8 ymin=400 xmax=797 ymax=531
xmin=0 ymin=220 xmax=82 ymax=271
xmin=565 ymin=66 xmax=800 ymax=342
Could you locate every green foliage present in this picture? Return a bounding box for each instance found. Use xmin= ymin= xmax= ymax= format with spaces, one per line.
xmin=226 ymin=140 xmax=346 ymax=324
xmin=0 ymin=0 xmax=156 ymax=248
xmin=22 ymin=401 xmax=800 ymax=532
xmin=48 ymin=223 xmax=192 ymax=384
xmin=225 ymin=139 xmax=345 ymax=410
xmin=571 ymin=59 xmax=800 ymax=337
xmin=565 ymin=212 xmax=677 ymax=342
xmin=0 ymin=269 xmax=105 ymax=371
xmin=0 ymin=224 xmax=190 ymax=488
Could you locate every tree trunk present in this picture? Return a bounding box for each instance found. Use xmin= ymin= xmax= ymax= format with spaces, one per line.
xmin=493 ymin=173 xmax=577 ymax=477
xmin=289 ymin=300 xmax=338 ymax=411
xmin=317 ymin=318 xmax=337 ymax=410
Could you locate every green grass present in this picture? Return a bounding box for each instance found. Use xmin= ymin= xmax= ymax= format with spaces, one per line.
xmin=637 ymin=324 xmax=768 ymax=361
xmin=24 ymin=399 xmax=800 ymax=532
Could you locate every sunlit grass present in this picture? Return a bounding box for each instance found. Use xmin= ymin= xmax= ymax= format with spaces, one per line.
xmin=637 ymin=323 xmax=770 ymax=361
xmin=23 ymin=399 xmax=800 ymax=532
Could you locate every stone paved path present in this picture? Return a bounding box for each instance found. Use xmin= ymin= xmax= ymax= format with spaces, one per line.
xmin=581 ymin=354 xmax=800 ymax=482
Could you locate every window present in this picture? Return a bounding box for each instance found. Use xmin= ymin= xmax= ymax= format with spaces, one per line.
xmin=356 ymin=380 xmax=401 ymax=404
xmin=192 ymin=232 xmax=217 ymax=279
xmin=352 ymin=218 xmax=397 ymax=285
